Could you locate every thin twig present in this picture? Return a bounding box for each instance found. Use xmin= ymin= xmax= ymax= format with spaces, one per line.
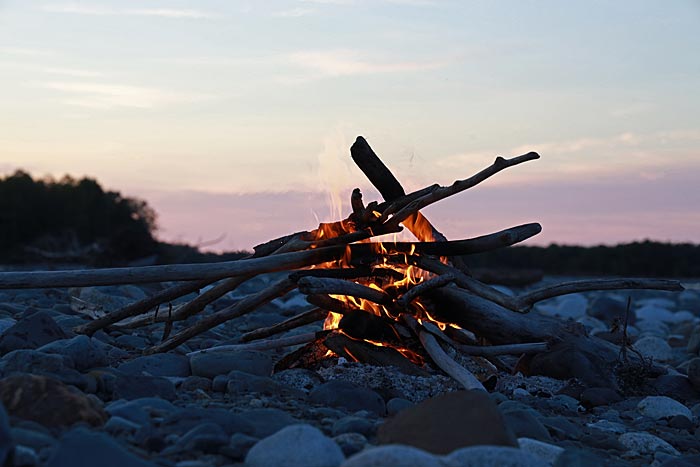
xmin=145 ymin=277 xmax=297 ymax=354
xmin=187 ymin=332 xmax=320 ymax=356
xmin=240 ymin=308 xmax=328 ymax=342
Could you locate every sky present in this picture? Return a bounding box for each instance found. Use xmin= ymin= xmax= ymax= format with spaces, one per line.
xmin=1 ymin=0 xmax=699 ymax=251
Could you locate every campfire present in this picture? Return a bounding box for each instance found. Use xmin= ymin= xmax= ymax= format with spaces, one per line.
xmin=0 ymin=136 xmax=683 ymax=389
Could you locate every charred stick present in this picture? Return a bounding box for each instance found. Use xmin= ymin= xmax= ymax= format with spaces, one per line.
xmin=145 ymin=277 xmax=297 ymax=354
xmin=351 ymin=188 xmax=365 ymax=217
xmin=297 ymin=277 xmax=392 ymax=305
xmin=402 ymin=315 xmax=486 ymax=391
xmin=74 ymin=279 xmax=211 ymax=335
xmin=187 ymin=331 xmax=322 ymax=356
xmin=385 ymin=151 xmax=540 ymax=230
xmin=240 ymin=308 xmax=328 ymax=342
xmin=0 ymin=245 xmax=346 ymax=289
xmin=420 ymin=321 xmax=547 ymax=355
xmin=290 ymin=266 xmax=403 ymax=282
xmin=306 ymin=294 xmax=360 ymax=315
xmin=350 ymin=136 xmax=446 ymax=243
xmin=397 ymin=274 xmax=456 ymax=307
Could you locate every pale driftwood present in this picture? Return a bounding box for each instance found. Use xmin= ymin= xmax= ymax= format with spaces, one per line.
xmin=384 ymin=151 xmax=540 ymax=230
xmin=74 ymin=279 xmax=212 ymax=335
xmin=145 ymin=277 xmax=297 ymax=354
xmin=402 ymin=316 xmax=485 ymax=391
xmin=419 ymin=320 xmax=547 ymax=356
xmin=187 ymin=332 xmax=318 ymax=356
xmin=240 ymin=308 xmax=328 ymax=342
xmin=516 ymin=278 xmax=684 ymax=310
xmin=397 ymin=274 xmax=456 ymax=307
xmin=413 ymin=257 xmax=684 ymax=313
xmin=297 ymin=277 xmax=392 ymax=305
xmin=0 ymin=245 xmax=345 ymax=289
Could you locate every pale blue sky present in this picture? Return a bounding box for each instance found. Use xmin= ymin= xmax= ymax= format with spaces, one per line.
xmin=1 ymin=1 xmax=699 ymax=250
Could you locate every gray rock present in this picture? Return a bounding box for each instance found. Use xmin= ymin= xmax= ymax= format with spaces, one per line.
xmin=9 ymin=427 xmax=56 ymax=452
xmin=114 ymin=335 xmax=149 ymax=350
xmin=442 ymin=445 xmax=544 ymax=467
xmin=309 ymin=380 xmax=385 ymax=416
xmin=653 ymin=374 xmax=700 ymax=402
xmin=588 ymin=296 xmax=629 ymax=324
xmin=14 ymin=445 xmax=39 ymax=466
xmin=221 ymin=433 xmax=258 ymax=461
xmin=618 ymin=431 xmax=680 ymax=455
xmin=0 ymin=402 xmax=12 ymax=466
xmin=660 ymin=455 xmax=700 ymax=467
xmin=537 ymin=295 xmax=587 ymax=320
xmin=176 ymin=422 xmax=229 ymax=453
xmin=540 ymin=416 xmax=582 ymax=440
xmin=636 ymin=304 xmax=675 ymax=324
xmin=552 ymin=449 xmax=603 ymax=467
xmin=341 ymin=445 xmax=441 ymax=467
xmin=379 ymin=390 xmax=516 ymax=454
xmin=0 ymin=311 xmax=67 ymax=354
xmin=241 ymin=408 xmax=299 ymax=438
xmin=517 ymin=438 xmax=564 ymax=466
xmin=160 ymin=407 xmax=252 ymax=436
xmin=46 ymin=427 xmax=157 ymax=467
xmin=0 ymin=350 xmax=87 ymax=389
xmin=106 ymin=397 xmax=176 ymax=426
xmin=503 ymin=409 xmax=552 ymax=442
xmin=637 ymin=396 xmax=693 ymax=421
xmin=189 ymin=350 xmax=272 ymax=378
xmin=687 ymin=357 xmax=700 ymax=391
xmin=112 ymin=374 xmax=176 ymax=401
xmin=332 ymin=417 xmax=374 ymax=437
xmin=104 ymin=416 xmax=141 ymax=437
xmin=333 ymin=433 xmax=367 ymax=457
xmin=245 ymin=424 xmax=344 ymax=467
xmin=226 ymin=371 xmax=298 ymax=397
xmin=634 ymin=336 xmax=674 ymax=361
xmin=0 ymin=319 xmax=16 ymax=335
xmin=579 ymin=387 xmax=621 ymax=408
xmin=386 ymin=398 xmax=414 ymax=416
xmin=180 ymin=376 xmax=211 ymax=392
xmin=37 ymin=335 xmax=116 ymax=371
xmin=117 ymin=353 xmax=190 ymax=377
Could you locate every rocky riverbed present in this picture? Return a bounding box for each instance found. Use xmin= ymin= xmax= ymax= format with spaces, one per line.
xmin=0 ymin=274 xmax=699 ymax=467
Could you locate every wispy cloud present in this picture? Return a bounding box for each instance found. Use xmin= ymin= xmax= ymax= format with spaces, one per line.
xmin=273 ymin=7 xmax=316 ymax=17
xmin=39 ymin=4 xmax=217 ymax=19
xmin=287 ymin=49 xmax=445 ymax=79
xmin=0 ymin=46 xmax=55 ymax=56
xmin=38 ymin=81 xmax=211 ymax=109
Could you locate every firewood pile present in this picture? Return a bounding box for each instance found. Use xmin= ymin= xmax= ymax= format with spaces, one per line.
xmin=0 ymin=137 xmax=683 ymax=390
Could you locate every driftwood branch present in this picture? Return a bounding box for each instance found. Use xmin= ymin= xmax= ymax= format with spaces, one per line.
xmin=187 ymin=332 xmax=320 ymax=356
xmin=0 ymin=246 xmax=345 ymax=289
xmin=306 ymin=294 xmax=360 ymax=316
xmin=385 ymin=151 xmax=540 ymax=229
xmin=397 ymin=274 xmax=455 ymax=307
xmin=240 ymin=308 xmax=328 ymax=342
xmin=402 ymin=315 xmax=485 ymax=391
xmin=145 ymin=277 xmax=297 ymax=354
xmin=515 ymin=278 xmax=684 ymax=310
xmin=297 ymin=277 xmax=392 ymax=305
xmin=74 ymin=279 xmax=212 ymax=335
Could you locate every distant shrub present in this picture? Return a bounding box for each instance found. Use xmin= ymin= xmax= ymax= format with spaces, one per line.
xmin=0 ymin=170 xmax=157 ymax=263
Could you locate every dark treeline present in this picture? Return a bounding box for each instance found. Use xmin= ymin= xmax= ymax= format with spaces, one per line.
xmin=0 ymin=170 xmax=158 ymax=263
xmin=464 ymin=241 xmax=700 ymax=278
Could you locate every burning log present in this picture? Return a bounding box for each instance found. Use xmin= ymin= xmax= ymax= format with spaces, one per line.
xmin=0 ymin=135 xmax=685 ymax=391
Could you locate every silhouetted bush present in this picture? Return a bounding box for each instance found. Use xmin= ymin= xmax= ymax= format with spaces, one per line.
xmin=0 ymin=170 xmax=157 ymax=263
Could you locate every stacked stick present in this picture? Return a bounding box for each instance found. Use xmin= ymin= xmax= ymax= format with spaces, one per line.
xmin=0 ymin=137 xmax=683 ymax=390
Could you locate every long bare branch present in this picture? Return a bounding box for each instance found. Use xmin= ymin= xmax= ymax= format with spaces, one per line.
xmin=240 ymin=308 xmax=328 ymax=342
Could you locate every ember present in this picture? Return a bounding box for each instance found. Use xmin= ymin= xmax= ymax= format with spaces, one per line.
xmin=0 ymin=136 xmax=683 ymax=390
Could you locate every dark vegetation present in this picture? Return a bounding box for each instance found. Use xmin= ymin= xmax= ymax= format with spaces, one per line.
xmin=1 ymin=170 xmax=697 ymax=276
xmin=466 ymin=241 xmax=700 ymax=278
xmin=0 ymin=170 xmax=246 ymax=265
